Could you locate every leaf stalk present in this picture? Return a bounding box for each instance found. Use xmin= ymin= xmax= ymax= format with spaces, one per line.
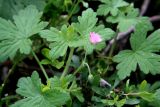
xmin=60 ymin=48 xmax=74 ymax=80
xmin=31 ymin=50 xmax=49 ymax=81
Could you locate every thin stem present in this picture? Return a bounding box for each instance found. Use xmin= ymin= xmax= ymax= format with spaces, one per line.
xmin=60 ymin=48 xmax=74 ymax=80
xmin=1 ymin=95 xmax=20 ymax=102
xmin=73 ymin=52 xmax=87 ymax=75
xmin=69 ymin=52 xmax=87 ymax=90
xmin=73 ymin=63 xmax=83 ymax=75
xmin=84 ymin=52 xmax=87 ymax=62
xmin=102 ymin=30 xmax=119 ymax=76
xmin=84 ymin=62 xmax=91 ymax=74
xmin=70 ymin=63 xmax=91 ymax=90
xmin=31 ymin=50 xmax=49 ymax=81
xmin=0 ymin=61 xmax=18 ymax=99
xmin=108 ymin=42 xmax=116 ymax=60
xmin=108 ymin=30 xmax=119 ymax=60
xmin=66 ymin=0 xmax=80 ymax=22
xmin=102 ymin=65 xmax=109 ymax=76
xmin=123 ymin=92 xmax=139 ymax=96
xmin=69 ymin=81 xmax=76 ymax=91
xmin=97 ymin=56 xmax=113 ymax=60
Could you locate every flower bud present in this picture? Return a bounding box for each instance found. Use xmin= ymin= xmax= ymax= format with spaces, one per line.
xmin=88 ymin=74 xmax=94 ymax=83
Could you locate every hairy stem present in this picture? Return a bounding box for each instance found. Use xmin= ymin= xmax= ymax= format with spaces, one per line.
xmin=31 ymin=50 xmax=49 ymax=81
xmin=60 ymin=48 xmax=74 ymax=80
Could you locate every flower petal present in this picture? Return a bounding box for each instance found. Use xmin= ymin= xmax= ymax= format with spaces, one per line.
xmin=89 ymin=32 xmax=102 ymax=44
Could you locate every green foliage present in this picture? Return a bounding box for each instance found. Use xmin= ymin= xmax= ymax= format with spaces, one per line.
xmin=1 ymin=0 xmax=160 ymax=107
xmin=125 ymin=98 xmax=140 ymax=105
xmin=44 ymin=0 xmax=80 ymax=26
xmin=50 ymin=74 xmax=74 ymax=89
xmin=97 ymin=0 xmax=129 ymax=16
xmin=107 ymin=5 xmax=146 ymax=32
xmin=50 ymin=75 xmax=84 ymax=103
xmin=73 ymin=8 xmax=115 ymax=54
xmin=136 ymin=81 xmax=155 ymax=102
xmin=11 ymin=71 xmax=70 ymax=107
xmin=40 ymin=8 xmax=114 ymax=58
xmin=138 ymin=91 xmax=154 ymax=102
xmin=92 ymin=80 xmax=160 ymax=107
xmin=0 ymin=5 xmax=48 ymax=62
xmin=151 ymin=89 xmax=160 ymax=106
xmin=101 ymin=96 xmax=126 ymax=107
xmin=50 ymin=0 xmax=73 ymax=11
xmin=0 ymin=0 xmax=46 ymax=19
xmin=114 ymin=20 xmax=160 ymax=79
xmin=41 ymin=48 xmax=64 ymax=69
xmin=40 ymin=25 xmax=81 ymax=59
xmin=97 ymin=0 xmax=146 ymax=32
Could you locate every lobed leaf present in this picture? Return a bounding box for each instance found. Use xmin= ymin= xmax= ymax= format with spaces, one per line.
xmin=40 ymin=25 xmax=82 ymax=59
xmin=114 ymin=20 xmax=160 ymax=79
xmin=73 ymin=8 xmax=115 ymax=54
xmin=107 ymin=5 xmax=148 ymax=32
xmin=0 ymin=0 xmax=46 ymax=19
xmin=97 ymin=0 xmax=129 ymax=16
xmin=0 ymin=5 xmax=48 ymax=62
xmin=11 ymin=71 xmax=70 ymax=107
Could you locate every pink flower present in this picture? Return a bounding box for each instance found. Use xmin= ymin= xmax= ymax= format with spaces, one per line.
xmin=89 ymin=32 xmax=102 ymax=44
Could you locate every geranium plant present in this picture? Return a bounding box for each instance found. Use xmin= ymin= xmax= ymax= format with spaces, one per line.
xmin=0 ymin=0 xmax=160 ymax=107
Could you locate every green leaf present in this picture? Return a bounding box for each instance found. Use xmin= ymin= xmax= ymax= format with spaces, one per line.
xmin=0 ymin=5 xmax=48 ymax=62
xmin=97 ymin=0 xmax=129 ymax=16
xmin=139 ymin=80 xmax=149 ymax=92
xmin=113 ymin=50 xmax=137 ymax=79
xmin=150 ymin=88 xmax=160 ymax=107
xmin=73 ymin=8 xmax=115 ymax=54
xmin=92 ymin=96 xmax=102 ymax=102
xmin=50 ymin=75 xmax=74 ymax=89
xmin=41 ymin=59 xmax=64 ymax=69
xmin=71 ymin=90 xmax=84 ymax=103
xmin=102 ymin=96 xmax=126 ymax=107
xmin=150 ymin=81 xmax=160 ymax=91
xmin=41 ymin=48 xmax=64 ymax=69
xmin=0 ymin=0 xmax=46 ymax=19
xmin=92 ymin=86 xmax=110 ymax=96
xmin=130 ymin=19 xmax=153 ymax=51
xmin=107 ymin=5 xmax=147 ymax=32
xmin=70 ymin=82 xmax=84 ymax=103
xmin=50 ymin=75 xmax=84 ymax=103
xmin=11 ymin=71 xmax=70 ymax=107
xmin=114 ymin=20 xmax=160 ymax=79
xmin=16 ymin=71 xmax=42 ymax=97
xmin=138 ymin=91 xmax=154 ymax=102
xmin=101 ymin=99 xmax=115 ymax=106
xmin=40 ymin=25 xmax=81 ymax=59
xmin=154 ymin=89 xmax=160 ymax=100
xmin=51 ymin=0 xmax=64 ymax=9
xmin=116 ymin=99 xmax=126 ymax=107
xmin=125 ymin=98 xmax=140 ymax=105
